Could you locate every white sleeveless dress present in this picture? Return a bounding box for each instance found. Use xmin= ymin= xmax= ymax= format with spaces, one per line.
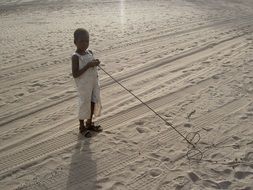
xmin=73 ymin=50 xmax=102 ymax=120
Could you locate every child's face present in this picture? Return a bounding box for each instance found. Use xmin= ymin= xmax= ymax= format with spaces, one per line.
xmin=75 ymin=33 xmax=89 ymax=51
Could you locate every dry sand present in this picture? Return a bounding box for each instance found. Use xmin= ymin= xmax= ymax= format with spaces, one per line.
xmin=0 ymin=0 xmax=253 ymax=189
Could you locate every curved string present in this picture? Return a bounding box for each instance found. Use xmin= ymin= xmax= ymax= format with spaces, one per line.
xmin=187 ymin=148 xmax=203 ymax=161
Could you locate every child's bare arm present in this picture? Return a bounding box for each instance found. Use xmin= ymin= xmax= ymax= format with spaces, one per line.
xmin=72 ymin=55 xmax=88 ymax=78
xmin=72 ymin=55 xmax=100 ymax=78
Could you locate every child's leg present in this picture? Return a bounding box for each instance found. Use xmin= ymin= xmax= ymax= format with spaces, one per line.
xmin=79 ymin=119 xmax=84 ymax=127
xmin=86 ymin=102 xmax=102 ymax=132
xmin=86 ymin=102 xmax=95 ymax=125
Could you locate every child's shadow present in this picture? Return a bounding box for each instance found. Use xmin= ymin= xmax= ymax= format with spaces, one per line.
xmin=66 ymin=133 xmax=97 ymax=190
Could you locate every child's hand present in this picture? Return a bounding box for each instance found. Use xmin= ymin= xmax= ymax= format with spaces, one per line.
xmin=88 ymin=59 xmax=100 ymax=67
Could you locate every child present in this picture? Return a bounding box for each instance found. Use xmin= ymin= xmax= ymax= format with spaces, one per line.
xmin=72 ymin=28 xmax=102 ymax=137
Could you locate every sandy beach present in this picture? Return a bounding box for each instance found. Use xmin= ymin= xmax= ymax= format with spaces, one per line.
xmin=1 ymin=0 xmax=253 ymax=189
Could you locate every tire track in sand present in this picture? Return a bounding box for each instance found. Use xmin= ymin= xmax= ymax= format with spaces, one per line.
xmin=10 ymin=93 xmax=252 ymax=190
xmin=0 ymin=30 xmax=250 ymax=127
xmin=3 ymin=44 xmax=251 ymax=185
xmin=1 ymin=14 xmax=251 ymax=73
xmin=0 ymin=32 xmax=248 ymax=155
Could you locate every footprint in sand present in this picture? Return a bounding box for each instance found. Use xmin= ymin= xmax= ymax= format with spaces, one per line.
xmin=149 ymin=152 xmax=161 ymax=159
xmin=232 ymin=135 xmax=241 ymax=141
xmin=111 ymin=182 xmax=125 ymax=190
xmin=136 ymin=126 xmax=147 ymax=134
xmin=173 ymin=176 xmax=189 ymax=186
xmin=239 ymin=114 xmax=248 ymax=120
xmin=15 ymin=93 xmax=24 ymax=97
xmin=30 ymin=82 xmax=47 ymax=88
xmin=187 ymin=171 xmax=200 ymax=182
xmin=245 ymin=152 xmax=253 ymax=162
xmin=202 ymin=179 xmax=219 ymax=189
xmin=234 ymin=171 xmax=253 ymax=180
xmin=183 ymin=122 xmax=192 ymax=128
xmin=218 ymin=180 xmax=232 ymax=189
xmin=202 ymin=60 xmax=210 ymax=64
xmin=135 ymin=121 xmax=148 ymax=133
xmin=211 ymin=153 xmax=224 ymax=159
xmin=212 ymin=75 xmax=220 ymax=79
xmin=149 ymin=168 xmax=162 ymax=178
xmin=48 ymin=95 xmax=64 ymax=100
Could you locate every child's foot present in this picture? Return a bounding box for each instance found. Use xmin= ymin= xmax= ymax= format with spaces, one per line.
xmin=79 ymin=125 xmax=92 ymax=138
xmin=86 ymin=122 xmax=103 ymax=132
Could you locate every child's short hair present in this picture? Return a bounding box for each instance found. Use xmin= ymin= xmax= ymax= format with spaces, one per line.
xmin=74 ymin=28 xmax=89 ymax=43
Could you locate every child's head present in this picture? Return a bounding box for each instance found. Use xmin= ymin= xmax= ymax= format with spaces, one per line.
xmin=74 ymin=28 xmax=89 ymax=51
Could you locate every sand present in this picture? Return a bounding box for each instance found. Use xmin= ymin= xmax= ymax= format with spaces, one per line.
xmin=0 ymin=0 xmax=253 ymax=189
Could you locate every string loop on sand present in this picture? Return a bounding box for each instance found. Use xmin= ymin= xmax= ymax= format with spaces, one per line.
xmin=187 ymin=148 xmax=203 ymax=161
xmin=98 ymin=66 xmax=203 ymax=161
xmin=186 ymin=132 xmax=201 ymax=145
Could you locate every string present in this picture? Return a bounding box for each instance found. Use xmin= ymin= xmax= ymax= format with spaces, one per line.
xmin=98 ymin=66 xmax=202 ymax=157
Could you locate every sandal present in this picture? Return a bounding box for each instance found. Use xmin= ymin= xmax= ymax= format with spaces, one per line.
xmin=86 ymin=122 xmax=103 ymax=132
xmin=79 ymin=125 xmax=92 ymax=138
